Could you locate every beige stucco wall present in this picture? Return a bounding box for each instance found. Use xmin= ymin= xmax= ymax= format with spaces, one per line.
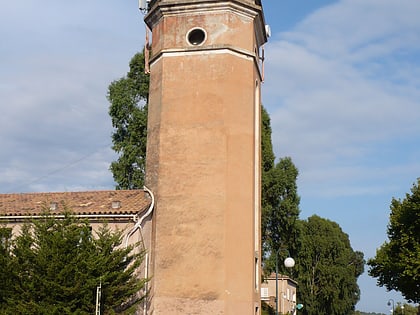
xmin=145 ymin=1 xmax=266 ymax=314
xmin=2 ymin=218 xmax=146 ymax=253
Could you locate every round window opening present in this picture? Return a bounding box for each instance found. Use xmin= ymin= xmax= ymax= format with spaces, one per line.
xmin=187 ymin=28 xmax=206 ymax=46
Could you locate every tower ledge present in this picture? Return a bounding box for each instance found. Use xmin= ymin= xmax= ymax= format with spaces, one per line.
xmin=145 ymin=0 xmax=267 ymax=47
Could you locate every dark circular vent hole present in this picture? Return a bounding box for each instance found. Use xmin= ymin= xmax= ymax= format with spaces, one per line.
xmin=188 ymin=28 xmax=206 ymax=45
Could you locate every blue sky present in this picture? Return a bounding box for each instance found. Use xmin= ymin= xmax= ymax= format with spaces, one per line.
xmin=0 ymin=0 xmax=419 ymax=313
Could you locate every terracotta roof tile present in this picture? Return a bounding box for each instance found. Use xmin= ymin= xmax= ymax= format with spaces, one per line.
xmin=0 ymin=190 xmax=151 ymax=217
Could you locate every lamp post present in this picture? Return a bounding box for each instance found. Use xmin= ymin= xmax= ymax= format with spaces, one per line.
xmin=387 ymin=299 xmax=394 ymax=314
xmin=275 ymin=248 xmax=295 ymax=315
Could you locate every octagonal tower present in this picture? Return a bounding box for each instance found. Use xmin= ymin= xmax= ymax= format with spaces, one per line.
xmin=144 ymin=1 xmax=267 ymax=314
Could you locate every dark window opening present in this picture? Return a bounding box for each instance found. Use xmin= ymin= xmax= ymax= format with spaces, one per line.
xmin=187 ymin=28 xmax=206 ymax=46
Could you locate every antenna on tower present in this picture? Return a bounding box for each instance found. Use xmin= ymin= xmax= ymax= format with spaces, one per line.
xmin=139 ymin=0 xmax=151 ymax=13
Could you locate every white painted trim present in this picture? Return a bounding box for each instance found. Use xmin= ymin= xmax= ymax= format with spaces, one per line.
xmin=0 ymin=214 xmax=136 ymax=221
xmin=149 ymin=47 xmax=255 ymax=70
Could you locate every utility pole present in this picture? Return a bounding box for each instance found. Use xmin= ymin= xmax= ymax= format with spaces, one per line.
xmin=95 ymin=280 xmax=102 ymax=315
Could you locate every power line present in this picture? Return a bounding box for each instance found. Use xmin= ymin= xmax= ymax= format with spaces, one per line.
xmin=7 ymin=143 xmax=113 ymax=193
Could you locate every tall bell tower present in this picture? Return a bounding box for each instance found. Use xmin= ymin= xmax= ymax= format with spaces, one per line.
xmin=144 ymin=0 xmax=267 ymax=314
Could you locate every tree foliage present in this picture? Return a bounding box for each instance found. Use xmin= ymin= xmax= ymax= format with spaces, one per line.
xmin=261 ymin=107 xmax=300 ymax=273
xmin=295 ymin=215 xmax=365 ymax=315
xmin=0 ymin=227 xmax=13 ymax=307
xmin=0 ymin=210 xmax=146 ymax=314
xmin=261 ymin=107 xmax=276 ymax=252
xmin=394 ymin=303 xmax=419 ymax=315
xmin=108 ymin=51 xmax=149 ymax=189
xmin=261 ymin=300 xmax=276 ymax=315
xmin=264 ymin=157 xmax=300 ymax=261
xmin=261 ymin=106 xmax=275 ymax=257
xmin=368 ymin=179 xmax=420 ymax=304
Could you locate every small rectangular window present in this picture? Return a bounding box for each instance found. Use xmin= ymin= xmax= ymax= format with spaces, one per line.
xmin=261 ymin=287 xmax=269 ymax=299
xmin=50 ymin=202 xmax=58 ymax=210
xmin=112 ymin=201 xmax=121 ymax=209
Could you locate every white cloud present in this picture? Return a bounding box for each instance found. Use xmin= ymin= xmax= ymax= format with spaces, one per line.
xmin=0 ymin=1 xmax=144 ymax=193
xmin=264 ymin=0 xmax=420 ymax=198
xmin=287 ymin=0 xmax=420 ymax=59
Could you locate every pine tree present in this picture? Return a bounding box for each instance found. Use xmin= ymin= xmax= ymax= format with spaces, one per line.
xmin=0 ymin=227 xmax=13 ymax=307
xmin=1 ymin=209 xmax=146 ymax=314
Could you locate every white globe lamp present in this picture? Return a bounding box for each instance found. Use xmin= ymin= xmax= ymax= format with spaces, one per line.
xmin=284 ymin=257 xmax=295 ymax=268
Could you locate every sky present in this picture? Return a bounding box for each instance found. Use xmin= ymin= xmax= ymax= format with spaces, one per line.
xmin=0 ymin=0 xmax=419 ymax=313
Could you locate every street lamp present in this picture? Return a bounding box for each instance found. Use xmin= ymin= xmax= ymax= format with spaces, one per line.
xmin=387 ymin=299 xmax=394 ymax=314
xmin=276 ymin=248 xmax=295 ymax=315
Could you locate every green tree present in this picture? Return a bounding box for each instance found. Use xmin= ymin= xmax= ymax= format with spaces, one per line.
xmin=0 ymin=227 xmax=13 ymax=307
xmin=261 ymin=106 xmax=276 ymax=255
xmin=1 ymin=209 xmax=146 ymax=315
xmin=394 ymin=303 xmax=419 ymax=315
xmin=108 ymin=51 xmax=149 ymax=189
xmin=295 ymin=215 xmax=364 ymax=315
xmin=262 ymin=301 xmax=276 ymax=315
xmin=368 ymin=179 xmax=420 ymax=305
xmin=263 ymin=157 xmax=300 ymax=272
xmin=260 ymin=107 xmax=301 ymax=273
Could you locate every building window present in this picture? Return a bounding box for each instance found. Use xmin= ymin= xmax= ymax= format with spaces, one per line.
xmin=261 ymin=287 xmax=269 ymax=300
xmin=187 ymin=28 xmax=206 ymax=46
xmin=112 ymin=201 xmax=121 ymax=209
xmin=78 ymin=226 xmax=93 ymax=247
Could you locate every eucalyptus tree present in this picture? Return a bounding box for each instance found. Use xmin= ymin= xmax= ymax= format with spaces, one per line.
xmin=108 ymin=51 xmax=149 ymax=189
xmin=295 ymin=215 xmax=364 ymax=315
xmin=260 ymin=107 xmax=301 ymax=274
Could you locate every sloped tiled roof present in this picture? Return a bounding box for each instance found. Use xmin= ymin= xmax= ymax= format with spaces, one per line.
xmin=0 ymin=190 xmax=151 ymax=217
xmin=265 ymin=273 xmax=297 ymax=285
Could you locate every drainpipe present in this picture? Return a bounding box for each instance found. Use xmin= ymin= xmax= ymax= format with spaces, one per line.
xmin=124 ymin=185 xmax=155 ymax=249
xmin=123 ymin=186 xmax=154 ymax=315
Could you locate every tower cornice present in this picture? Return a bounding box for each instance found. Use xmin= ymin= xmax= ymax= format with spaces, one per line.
xmin=148 ymin=46 xmax=264 ymax=82
xmin=145 ymin=0 xmax=267 ymax=45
